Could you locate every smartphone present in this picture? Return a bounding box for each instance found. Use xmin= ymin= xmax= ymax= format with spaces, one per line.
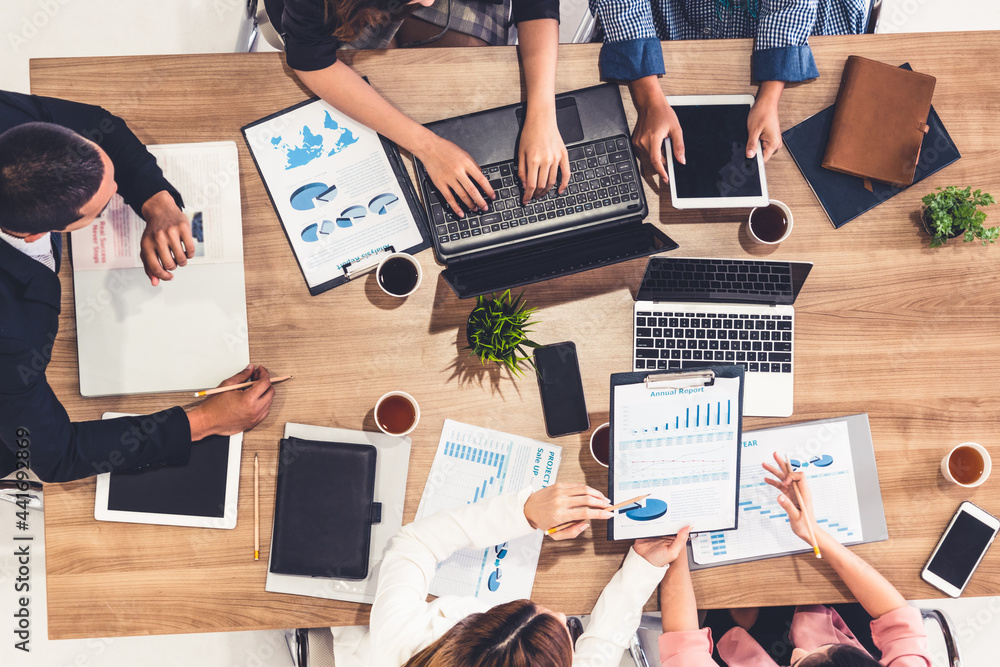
xmin=921 ymin=501 xmax=1000 ymax=597
xmin=534 ymin=342 xmax=589 ymax=438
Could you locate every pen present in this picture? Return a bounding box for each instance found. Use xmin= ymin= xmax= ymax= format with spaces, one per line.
xmin=193 ymin=375 xmax=293 ymax=398
xmin=254 ymin=453 xmax=260 ymax=561
xmin=546 ymin=493 xmax=651 ymax=535
xmin=786 ymin=455 xmax=821 ymax=559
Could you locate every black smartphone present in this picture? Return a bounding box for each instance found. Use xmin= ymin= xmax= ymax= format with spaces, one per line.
xmin=921 ymin=501 xmax=1000 ymax=597
xmin=534 ymin=342 xmax=589 ymax=437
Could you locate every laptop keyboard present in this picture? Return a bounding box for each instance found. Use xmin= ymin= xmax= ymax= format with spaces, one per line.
xmin=643 ymin=258 xmax=793 ymax=298
xmin=634 ymin=310 xmax=793 ymax=373
xmin=426 ymin=135 xmax=643 ymax=254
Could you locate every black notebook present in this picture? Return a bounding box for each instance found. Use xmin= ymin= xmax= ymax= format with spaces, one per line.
xmin=270 ymin=437 xmax=382 ymax=579
xmin=782 ymin=65 xmax=961 ymax=229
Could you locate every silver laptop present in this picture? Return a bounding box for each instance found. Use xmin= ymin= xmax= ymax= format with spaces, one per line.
xmin=632 ymin=257 xmax=812 ymax=417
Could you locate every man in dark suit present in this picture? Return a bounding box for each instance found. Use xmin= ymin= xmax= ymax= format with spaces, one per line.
xmin=0 ymin=91 xmax=274 ymax=483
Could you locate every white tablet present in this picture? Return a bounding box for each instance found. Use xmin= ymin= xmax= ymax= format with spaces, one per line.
xmin=664 ymin=94 xmax=769 ymax=209
xmin=95 ymin=413 xmax=242 ymax=529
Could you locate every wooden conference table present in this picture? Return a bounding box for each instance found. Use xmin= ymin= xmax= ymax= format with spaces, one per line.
xmin=31 ymin=32 xmax=1000 ymax=639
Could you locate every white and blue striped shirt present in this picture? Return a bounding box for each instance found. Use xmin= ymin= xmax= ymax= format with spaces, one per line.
xmin=589 ymin=0 xmax=868 ymax=82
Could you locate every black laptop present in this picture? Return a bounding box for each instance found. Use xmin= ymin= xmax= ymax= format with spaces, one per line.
xmin=414 ymin=84 xmax=678 ymax=298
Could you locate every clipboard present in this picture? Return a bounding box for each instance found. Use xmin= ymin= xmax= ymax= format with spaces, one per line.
xmin=242 ymin=92 xmax=431 ymax=296
xmin=608 ymin=365 xmax=745 ymax=541
xmin=687 ymin=413 xmax=888 ymax=569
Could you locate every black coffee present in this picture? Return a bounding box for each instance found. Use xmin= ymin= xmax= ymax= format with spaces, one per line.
xmin=378 ymin=256 xmax=419 ymax=295
xmin=750 ymin=204 xmax=788 ymax=242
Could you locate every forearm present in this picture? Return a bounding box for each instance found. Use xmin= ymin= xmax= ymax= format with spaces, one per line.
xmin=816 ymin=530 xmax=907 ymax=618
xmin=517 ymin=19 xmax=559 ymax=120
xmin=628 ymin=75 xmax=665 ymax=111
xmin=294 ymin=63 xmax=439 ymax=159
xmin=756 ymin=80 xmax=785 ymax=109
xmin=659 ymin=556 xmax=699 ymax=632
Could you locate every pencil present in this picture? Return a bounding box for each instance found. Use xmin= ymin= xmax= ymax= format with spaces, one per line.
xmin=546 ymin=493 xmax=651 ymax=535
xmin=786 ymin=455 xmax=821 ymax=559
xmin=253 ymin=453 xmax=260 ymax=561
xmin=193 ymin=375 xmax=292 ymax=397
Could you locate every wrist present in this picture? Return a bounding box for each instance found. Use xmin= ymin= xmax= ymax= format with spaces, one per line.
xmin=756 ymin=80 xmax=785 ymax=107
xmin=141 ymin=190 xmax=179 ymax=220
xmin=184 ymin=405 xmax=211 ymax=442
xmin=629 ymin=75 xmax=665 ymax=108
xmin=406 ymin=125 xmax=442 ymax=162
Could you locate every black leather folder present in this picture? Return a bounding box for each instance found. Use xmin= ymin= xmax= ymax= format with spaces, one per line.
xmin=269 ymin=437 xmax=382 ymax=579
xmin=782 ymin=65 xmax=961 ymax=229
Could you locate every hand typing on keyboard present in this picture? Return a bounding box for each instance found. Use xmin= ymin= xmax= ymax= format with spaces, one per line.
xmin=418 ymin=134 xmax=496 ymax=218
xmin=518 ymin=111 xmax=570 ymax=204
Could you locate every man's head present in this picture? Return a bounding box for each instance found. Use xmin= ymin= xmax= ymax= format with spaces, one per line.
xmin=0 ymin=122 xmax=117 ymax=240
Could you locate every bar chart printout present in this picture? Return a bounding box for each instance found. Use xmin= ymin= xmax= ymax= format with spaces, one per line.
xmin=415 ymin=420 xmax=561 ymax=604
xmin=691 ymin=420 xmax=863 ymax=565
xmin=611 ymin=376 xmax=742 ymax=540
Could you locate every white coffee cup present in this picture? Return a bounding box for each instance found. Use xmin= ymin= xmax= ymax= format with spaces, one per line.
xmin=374 ymin=391 xmax=420 ymax=436
xmin=747 ymin=199 xmax=794 ymax=244
xmin=589 ymin=423 xmax=611 ymax=468
xmin=375 ymin=253 xmax=422 ymax=297
xmin=940 ymin=442 xmax=992 ymax=487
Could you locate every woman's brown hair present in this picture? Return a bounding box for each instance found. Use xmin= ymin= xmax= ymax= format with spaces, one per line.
xmin=402 ymin=599 xmax=574 ymax=667
xmin=325 ymin=0 xmax=410 ymax=42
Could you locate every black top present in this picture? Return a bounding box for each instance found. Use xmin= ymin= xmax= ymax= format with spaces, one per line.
xmin=267 ymin=0 xmax=560 ymax=72
xmin=0 ymin=90 xmax=191 ymax=483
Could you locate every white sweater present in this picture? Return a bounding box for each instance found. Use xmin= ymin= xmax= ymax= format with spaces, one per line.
xmin=332 ymin=487 xmax=667 ymax=667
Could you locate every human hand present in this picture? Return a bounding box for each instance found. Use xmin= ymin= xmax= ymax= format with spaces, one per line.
xmin=418 ymin=135 xmax=495 ymax=217
xmin=139 ymin=190 xmax=196 ymax=286
xmin=629 ymin=77 xmax=685 ymax=184
xmin=746 ymin=81 xmax=784 ymax=162
xmin=763 ymin=452 xmax=819 ymax=545
xmin=186 ymin=365 xmax=275 ymax=441
xmin=634 ymin=526 xmax=691 ymax=567
xmin=518 ymin=110 xmax=569 ymax=203
xmin=524 ymin=483 xmax=613 ymax=540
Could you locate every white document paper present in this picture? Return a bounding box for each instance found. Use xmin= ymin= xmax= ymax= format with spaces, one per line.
xmin=73 ymin=143 xmax=243 ymax=270
xmin=70 ymin=141 xmax=249 ymax=396
xmin=243 ymin=99 xmax=424 ymax=289
xmin=611 ymin=376 xmax=741 ymax=539
xmin=691 ymin=420 xmax=864 ymax=565
xmin=415 ymin=420 xmax=561 ymax=604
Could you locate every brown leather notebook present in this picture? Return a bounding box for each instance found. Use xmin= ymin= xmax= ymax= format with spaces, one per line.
xmin=822 ymin=56 xmax=936 ymax=187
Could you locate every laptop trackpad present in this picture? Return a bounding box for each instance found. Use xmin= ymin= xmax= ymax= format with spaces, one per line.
xmin=516 ymin=97 xmax=584 ymax=144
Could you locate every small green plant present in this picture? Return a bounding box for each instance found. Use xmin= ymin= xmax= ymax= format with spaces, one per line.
xmin=466 ymin=290 xmax=539 ymax=377
xmin=922 ymin=186 xmax=997 ymax=248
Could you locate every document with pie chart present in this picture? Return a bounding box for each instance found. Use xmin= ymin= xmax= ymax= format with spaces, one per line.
xmin=243 ymin=97 xmax=430 ymax=294
xmin=609 ymin=370 xmax=744 ymax=540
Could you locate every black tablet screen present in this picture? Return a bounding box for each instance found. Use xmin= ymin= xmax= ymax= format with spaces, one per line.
xmin=671 ymin=104 xmax=763 ymax=199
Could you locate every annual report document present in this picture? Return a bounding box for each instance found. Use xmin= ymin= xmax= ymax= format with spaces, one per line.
xmin=415 ymin=420 xmax=561 ymax=604
xmin=610 ymin=376 xmax=741 ymax=539
xmin=243 ymin=98 xmax=426 ymax=293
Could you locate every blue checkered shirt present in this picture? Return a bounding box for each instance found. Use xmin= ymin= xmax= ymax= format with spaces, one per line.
xmin=589 ymin=0 xmax=869 ymax=82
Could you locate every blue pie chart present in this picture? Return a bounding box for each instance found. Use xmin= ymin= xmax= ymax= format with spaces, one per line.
xmin=811 ymin=454 xmax=834 ymax=467
xmin=290 ymin=182 xmax=337 ymax=211
xmin=301 ymin=223 xmax=319 ymax=243
xmin=487 ymin=570 xmax=502 ymax=592
xmin=369 ymin=193 xmax=399 ymax=215
xmin=337 ymin=205 xmax=367 ymax=228
xmin=622 ymin=498 xmax=668 ymax=522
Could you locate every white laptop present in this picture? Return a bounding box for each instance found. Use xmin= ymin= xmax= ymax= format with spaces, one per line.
xmin=632 ymin=257 xmax=812 ymax=417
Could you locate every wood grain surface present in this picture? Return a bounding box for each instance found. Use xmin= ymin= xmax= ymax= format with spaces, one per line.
xmin=29 ymin=32 xmax=1000 ymax=639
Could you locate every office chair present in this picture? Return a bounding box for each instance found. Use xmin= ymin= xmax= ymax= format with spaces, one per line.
xmin=921 ymin=607 xmax=962 ymax=667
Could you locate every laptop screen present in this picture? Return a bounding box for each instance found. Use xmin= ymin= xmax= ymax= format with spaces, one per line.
xmin=636 ymin=257 xmax=812 ymax=306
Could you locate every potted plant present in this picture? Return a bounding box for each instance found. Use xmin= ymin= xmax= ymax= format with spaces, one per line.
xmin=921 ymin=186 xmax=997 ymax=248
xmin=466 ymin=290 xmax=539 ymax=377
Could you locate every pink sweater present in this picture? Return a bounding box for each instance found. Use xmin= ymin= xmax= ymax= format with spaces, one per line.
xmin=659 ymin=605 xmax=932 ymax=666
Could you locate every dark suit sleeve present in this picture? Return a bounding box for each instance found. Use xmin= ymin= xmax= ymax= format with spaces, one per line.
xmin=511 ymin=0 xmax=560 ymax=23
xmin=0 ymin=343 xmax=192 ymax=483
xmin=20 ymin=92 xmax=184 ymax=218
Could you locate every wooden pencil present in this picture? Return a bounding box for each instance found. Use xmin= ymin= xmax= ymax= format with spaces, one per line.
xmin=546 ymin=493 xmax=651 ymax=535
xmin=786 ymin=455 xmax=821 ymax=559
xmin=193 ymin=375 xmax=292 ymax=397
xmin=253 ymin=453 xmax=260 ymax=561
